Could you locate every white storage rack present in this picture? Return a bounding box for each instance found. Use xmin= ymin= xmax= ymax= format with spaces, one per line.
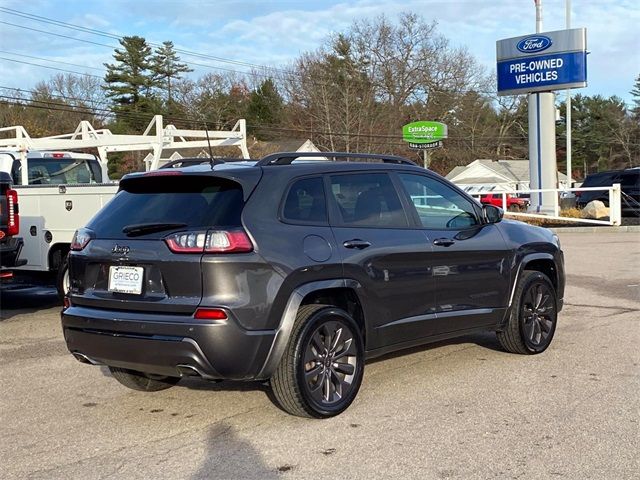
xmin=0 ymin=116 xmax=250 ymax=281
xmin=0 ymin=115 xmax=250 ymax=184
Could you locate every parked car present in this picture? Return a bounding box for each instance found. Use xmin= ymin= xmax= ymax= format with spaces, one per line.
xmin=576 ymin=168 xmax=640 ymax=216
xmin=479 ymin=192 xmax=529 ymax=212
xmin=61 ymin=152 xmax=565 ymax=418
xmin=0 ymin=171 xmax=25 ymax=279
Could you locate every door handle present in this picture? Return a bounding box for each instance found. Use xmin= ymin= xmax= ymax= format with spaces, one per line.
xmin=433 ymin=238 xmax=455 ymax=247
xmin=343 ymin=239 xmax=371 ymax=249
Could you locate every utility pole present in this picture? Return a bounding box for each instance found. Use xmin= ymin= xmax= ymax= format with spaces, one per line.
xmin=565 ymin=0 xmax=572 ymax=187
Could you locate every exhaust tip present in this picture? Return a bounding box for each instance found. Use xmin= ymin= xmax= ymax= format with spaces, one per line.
xmin=176 ymin=364 xmax=202 ymax=377
xmin=72 ymin=352 xmax=100 ymax=365
xmin=176 ymin=364 xmax=209 ymax=378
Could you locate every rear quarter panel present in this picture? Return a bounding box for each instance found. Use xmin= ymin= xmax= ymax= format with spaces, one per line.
xmin=238 ymin=170 xmax=344 ymax=330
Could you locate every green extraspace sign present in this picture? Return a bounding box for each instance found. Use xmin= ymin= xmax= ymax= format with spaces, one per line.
xmin=402 ymin=121 xmax=447 ymax=144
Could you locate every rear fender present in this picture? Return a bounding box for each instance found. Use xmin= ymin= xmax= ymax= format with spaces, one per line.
xmin=256 ymin=278 xmax=363 ymax=379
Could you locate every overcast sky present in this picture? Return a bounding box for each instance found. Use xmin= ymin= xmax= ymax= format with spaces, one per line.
xmin=0 ymin=0 xmax=638 ymax=104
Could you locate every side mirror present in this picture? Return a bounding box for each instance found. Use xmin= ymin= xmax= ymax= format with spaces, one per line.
xmin=483 ymin=204 xmax=503 ymax=224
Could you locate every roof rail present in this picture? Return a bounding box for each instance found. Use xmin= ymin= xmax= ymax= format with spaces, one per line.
xmin=255 ymin=151 xmax=415 ymax=167
xmin=159 ymin=157 xmax=246 ymax=169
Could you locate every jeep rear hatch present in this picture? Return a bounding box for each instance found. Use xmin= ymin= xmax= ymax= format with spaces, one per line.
xmin=69 ymin=172 xmax=256 ymax=313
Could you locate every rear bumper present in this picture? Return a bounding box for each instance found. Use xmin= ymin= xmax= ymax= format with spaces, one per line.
xmin=61 ymin=306 xmax=276 ymax=380
xmin=0 ymin=237 xmax=24 ymax=267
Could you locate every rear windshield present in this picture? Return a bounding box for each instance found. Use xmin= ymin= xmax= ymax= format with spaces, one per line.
xmin=12 ymin=158 xmax=101 ymax=185
xmin=88 ymin=175 xmax=244 ymax=238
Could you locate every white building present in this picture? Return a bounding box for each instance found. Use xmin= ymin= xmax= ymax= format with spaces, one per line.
xmin=446 ymin=159 xmax=573 ymax=194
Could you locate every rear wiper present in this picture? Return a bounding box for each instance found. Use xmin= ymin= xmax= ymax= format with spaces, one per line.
xmin=122 ymin=223 xmax=187 ymax=237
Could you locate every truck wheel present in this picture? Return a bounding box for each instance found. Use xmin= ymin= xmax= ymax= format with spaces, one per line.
xmin=108 ymin=366 xmax=180 ymax=392
xmin=271 ymin=304 xmax=365 ymax=418
xmin=56 ymin=256 xmax=70 ymax=299
xmin=497 ymin=270 xmax=557 ymax=354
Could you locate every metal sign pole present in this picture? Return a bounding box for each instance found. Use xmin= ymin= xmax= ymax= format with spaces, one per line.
xmin=527 ymin=0 xmax=558 ymax=213
xmin=565 ymin=0 xmax=572 ymax=187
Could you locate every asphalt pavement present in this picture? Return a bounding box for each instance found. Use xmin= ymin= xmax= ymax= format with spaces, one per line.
xmin=1 ymin=232 xmax=638 ymax=480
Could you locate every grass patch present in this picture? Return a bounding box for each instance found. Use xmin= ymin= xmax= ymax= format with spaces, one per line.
xmin=506 ymin=207 xmax=601 ymax=227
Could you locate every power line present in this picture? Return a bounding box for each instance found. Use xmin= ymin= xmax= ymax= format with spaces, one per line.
xmin=0 ymin=94 xmax=529 ymax=141
xmin=0 ymin=8 xmax=502 ymax=97
xmin=0 ymin=7 xmax=292 ymax=76
xmin=0 ymin=86 xmax=531 ymax=142
xmin=3 ymin=98 xmax=636 ymax=149
xmin=0 ymin=56 xmax=103 ymax=79
xmin=0 ymin=86 xmax=114 ymax=113
xmin=0 ymin=21 xmax=271 ymax=80
xmin=0 ymin=50 xmax=104 ymax=72
xmin=0 ymin=20 xmax=115 ymax=49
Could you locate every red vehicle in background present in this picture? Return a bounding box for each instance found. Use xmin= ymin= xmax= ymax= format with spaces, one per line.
xmin=479 ymin=193 xmax=529 ymax=212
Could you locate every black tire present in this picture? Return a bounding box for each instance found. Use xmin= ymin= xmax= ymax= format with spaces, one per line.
xmin=108 ymin=366 xmax=181 ymax=392
xmin=497 ymin=270 xmax=558 ymax=354
xmin=271 ymin=304 xmax=365 ymax=418
xmin=56 ymin=255 xmax=69 ymax=299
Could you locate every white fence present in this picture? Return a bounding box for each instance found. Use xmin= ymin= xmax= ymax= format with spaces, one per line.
xmin=471 ymin=184 xmax=622 ymax=226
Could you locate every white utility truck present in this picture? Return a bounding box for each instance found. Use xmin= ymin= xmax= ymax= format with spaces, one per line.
xmin=0 ymin=116 xmax=250 ymax=295
xmin=0 ymin=150 xmax=118 ymax=293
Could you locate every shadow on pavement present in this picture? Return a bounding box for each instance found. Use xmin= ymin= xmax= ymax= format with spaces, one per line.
xmin=368 ymin=330 xmax=504 ymax=365
xmin=0 ymin=284 xmax=60 ymax=321
xmin=192 ymin=423 xmax=280 ymax=479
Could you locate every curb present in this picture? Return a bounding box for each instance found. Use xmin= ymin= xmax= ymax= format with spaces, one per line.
xmin=550 ymin=225 xmax=640 ymax=233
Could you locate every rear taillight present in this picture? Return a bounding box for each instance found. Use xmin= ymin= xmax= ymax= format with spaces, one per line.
xmin=165 ymin=230 xmax=253 ymax=254
xmin=70 ymin=228 xmax=94 ymax=251
xmin=6 ymin=189 xmax=19 ymax=236
xmin=194 ymin=308 xmax=227 ymax=320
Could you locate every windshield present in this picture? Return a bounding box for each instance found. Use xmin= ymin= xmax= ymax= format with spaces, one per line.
xmin=18 ymin=158 xmax=99 ymax=185
xmin=87 ymin=175 xmax=244 ymax=239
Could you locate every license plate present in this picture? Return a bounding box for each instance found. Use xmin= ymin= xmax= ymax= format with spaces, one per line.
xmin=108 ymin=266 xmax=144 ymax=295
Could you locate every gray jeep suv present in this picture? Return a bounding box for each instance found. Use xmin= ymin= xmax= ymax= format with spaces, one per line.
xmin=61 ymin=152 xmax=565 ymax=418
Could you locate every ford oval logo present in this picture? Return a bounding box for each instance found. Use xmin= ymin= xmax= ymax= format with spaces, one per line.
xmin=516 ymin=35 xmax=552 ymax=54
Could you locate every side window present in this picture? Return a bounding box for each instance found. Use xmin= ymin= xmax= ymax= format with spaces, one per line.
xmin=11 ymin=160 xmax=22 ymax=185
xmin=282 ymin=177 xmax=327 ymax=224
xmin=329 ymin=173 xmax=408 ymax=228
xmin=398 ymin=173 xmax=479 ymax=230
xmin=621 ymin=172 xmax=639 ymax=188
xmin=87 ymin=160 xmax=103 ymax=183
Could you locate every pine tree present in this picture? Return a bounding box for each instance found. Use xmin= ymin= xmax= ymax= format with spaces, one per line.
xmin=151 ymin=41 xmax=192 ymax=106
xmin=630 ymin=74 xmax=640 ymax=119
xmin=103 ymin=36 xmax=158 ymax=131
xmin=246 ymin=78 xmax=284 ymax=139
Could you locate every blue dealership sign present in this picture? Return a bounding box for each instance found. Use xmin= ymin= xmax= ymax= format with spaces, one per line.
xmin=496 ymin=28 xmax=587 ymax=96
xmin=497 ymin=51 xmax=587 ymax=94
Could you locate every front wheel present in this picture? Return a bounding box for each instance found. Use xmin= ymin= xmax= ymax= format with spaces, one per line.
xmin=271 ymin=304 xmax=365 ymax=418
xmin=497 ymin=270 xmax=558 ymax=354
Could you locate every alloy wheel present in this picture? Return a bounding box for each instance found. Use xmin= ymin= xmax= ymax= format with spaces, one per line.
xmin=302 ymin=320 xmax=358 ymax=406
xmin=521 ymin=282 xmax=556 ymax=348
